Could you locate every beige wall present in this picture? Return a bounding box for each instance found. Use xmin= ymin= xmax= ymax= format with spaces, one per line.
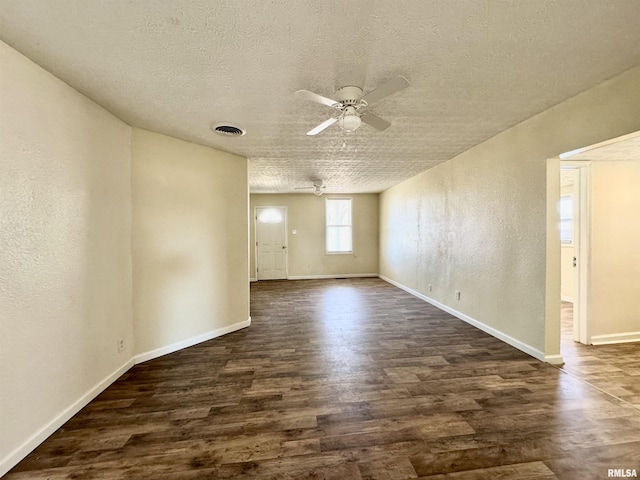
xmin=0 ymin=42 xmax=133 ymax=472
xmin=380 ymin=66 xmax=640 ymax=362
xmin=589 ymin=160 xmax=640 ymax=341
xmin=250 ymin=194 xmax=379 ymax=279
xmin=132 ymin=128 xmax=250 ymax=357
xmin=0 ymin=41 xmax=251 ymax=475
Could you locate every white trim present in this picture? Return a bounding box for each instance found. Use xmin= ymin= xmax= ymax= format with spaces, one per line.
xmin=250 ymin=277 xmax=258 ymax=282
xmin=0 ymin=359 xmax=133 ymax=477
xmin=287 ymin=273 xmax=378 ymax=280
xmin=134 ymin=318 xmax=251 ymax=364
xmin=591 ymin=331 xmax=640 ymax=345
xmin=544 ymin=354 xmax=565 ymax=365
xmin=379 ymin=275 xmax=551 ymax=363
xmin=561 ymin=296 xmax=574 ymax=303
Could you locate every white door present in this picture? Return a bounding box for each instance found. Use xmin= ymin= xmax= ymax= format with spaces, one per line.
xmin=572 ymin=164 xmax=590 ymax=344
xmin=256 ymin=207 xmax=287 ymax=280
xmin=561 ymin=163 xmax=590 ymax=344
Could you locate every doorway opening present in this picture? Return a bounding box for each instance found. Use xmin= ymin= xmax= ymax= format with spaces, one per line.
xmin=548 ymin=130 xmax=640 ymax=371
xmin=559 ymin=162 xmax=590 ymax=346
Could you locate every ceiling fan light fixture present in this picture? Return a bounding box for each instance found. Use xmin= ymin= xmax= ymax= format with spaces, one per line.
xmin=314 ymin=186 xmax=323 ymax=196
xmin=339 ymin=110 xmax=361 ymax=132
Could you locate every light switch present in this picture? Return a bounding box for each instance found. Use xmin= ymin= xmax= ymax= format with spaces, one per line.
xmin=292 ymin=230 xmax=297 ymax=235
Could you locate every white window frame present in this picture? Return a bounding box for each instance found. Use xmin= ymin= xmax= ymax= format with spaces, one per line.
xmin=325 ymin=197 xmax=353 ymax=255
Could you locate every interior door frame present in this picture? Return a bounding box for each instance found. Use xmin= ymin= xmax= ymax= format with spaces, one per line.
xmin=254 ymin=206 xmax=288 ymax=281
xmin=560 ymin=161 xmax=591 ymax=345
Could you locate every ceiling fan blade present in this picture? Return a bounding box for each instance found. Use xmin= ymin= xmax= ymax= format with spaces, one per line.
xmin=306 ymin=117 xmax=337 ymax=136
xmin=361 ymin=112 xmax=391 ymax=131
xmin=361 ymin=76 xmax=409 ymax=105
xmin=295 ymin=89 xmax=340 ymax=108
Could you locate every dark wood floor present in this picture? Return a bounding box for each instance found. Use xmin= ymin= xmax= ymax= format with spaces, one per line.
xmin=6 ymin=278 xmax=640 ymax=479
xmin=560 ymin=302 xmax=640 ymax=410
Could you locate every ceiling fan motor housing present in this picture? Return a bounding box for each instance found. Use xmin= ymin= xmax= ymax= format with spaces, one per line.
xmin=335 ymin=85 xmax=364 ymax=106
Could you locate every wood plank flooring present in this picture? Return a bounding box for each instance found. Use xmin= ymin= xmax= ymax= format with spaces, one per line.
xmin=6 ymin=278 xmax=640 ymax=479
xmin=560 ymin=301 xmax=640 ymax=410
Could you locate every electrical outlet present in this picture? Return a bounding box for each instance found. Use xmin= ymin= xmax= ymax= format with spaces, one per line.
xmin=455 ymin=291 xmax=461 ymax=301
xmin=428 ymin=284 xmax=432 ymax=292
xmin=117 ymin=339 xmax=125 ymax=352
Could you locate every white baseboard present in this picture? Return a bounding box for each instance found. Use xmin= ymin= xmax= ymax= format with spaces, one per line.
xmin=561 ymin=296 xmax=574 ymax=303
xmin=1 ymin=317 xmax=253 ymax=476
xmin=133 ymin=317 xmax=252 ymax=364
xmin=544 ymin=354 xmax=565 ymax=365
xmin=378 ymin=275 xmax=553 ymax=364
xmin=0 ymin=358 xmax=134 ymax=477
xmin=287 ymin=273 xmax=378 ymax=280
xmin=250 ymin=277 xmax=257 ymax=282
xmin=591 ymin=331 xmax=640 ymax=345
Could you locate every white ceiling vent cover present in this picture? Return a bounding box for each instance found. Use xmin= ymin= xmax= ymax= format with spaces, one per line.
xmin=211 ymin=123 xmax=246 ymax=136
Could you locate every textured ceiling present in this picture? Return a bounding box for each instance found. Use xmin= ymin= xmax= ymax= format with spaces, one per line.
xmin=560 ymin=132 xmax=640 ymax=186
xmin=563 ymin=132 xmax=640 ymax=161
xmin=1 ymin=1 xmax=640 ymax=194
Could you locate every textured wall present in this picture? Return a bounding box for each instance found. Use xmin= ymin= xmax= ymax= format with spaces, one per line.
xmin=250 ymin=194 xmax=379 ymax=279
xmin=132 ymin=129 xmax=249 ymax=356
xmin=0 ymin=42 xmax=133 ymax=469
xmin=380 ymin=67 xmax=640 ymax=359
xmin=380 ymin=144 xmax=547 ymax=353
xmin=589 ymin=161 xmax=640 ymax=340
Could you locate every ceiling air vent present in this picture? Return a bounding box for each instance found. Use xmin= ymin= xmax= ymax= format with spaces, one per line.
xmin=211 ymin=123 xmax=246 ymax=137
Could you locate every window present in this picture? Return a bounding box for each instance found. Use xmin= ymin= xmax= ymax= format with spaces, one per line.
xmin=326 ymin=198 xmax=352 ymax=253
xmin=258 ymin=208 xmax=283 ymax=224
xmin=559 ymin=195 xmax=573 ymax=244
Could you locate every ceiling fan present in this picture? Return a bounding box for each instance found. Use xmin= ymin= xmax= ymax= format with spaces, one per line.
xmin=294 ymin=180 xmax=336 ymax=196
xmin=295 ymin=76 xmax=409 ymax=136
